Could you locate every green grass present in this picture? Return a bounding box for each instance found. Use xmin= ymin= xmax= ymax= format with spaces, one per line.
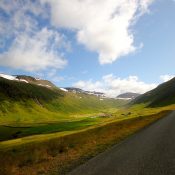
xmin=0 ymin=117 xmax=108 ymax=141
xmin=1 ymin=104 xmax=174 ymax=150
xmin=0 ymin=109 xmax=170 ymax=175
xmin=0 ymin=78 xmax=127 ymax=125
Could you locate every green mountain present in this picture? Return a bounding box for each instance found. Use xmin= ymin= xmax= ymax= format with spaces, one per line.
xmin=0 ymin=75 xmax=126 ymax=125
xmin=132 ymin=77 xmax=175 ymax=107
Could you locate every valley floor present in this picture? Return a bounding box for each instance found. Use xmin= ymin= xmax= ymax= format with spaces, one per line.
xmin=0 ymin=104 xmax=175 ymax=175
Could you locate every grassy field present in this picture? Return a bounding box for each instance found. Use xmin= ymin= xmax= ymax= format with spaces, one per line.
xmin=0 ymin=117 xmax=115 ymax=141
xmin=2 ymin=103 xmax=170 ymax=142
xmin=0 ymin=104 xmax=174 ymax=175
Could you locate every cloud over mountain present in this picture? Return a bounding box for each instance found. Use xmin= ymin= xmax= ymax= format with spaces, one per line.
xmin=160 ymin=75 xmax=175 ymax=82
xmin=74 ymin=74 xmax=157 ymax=97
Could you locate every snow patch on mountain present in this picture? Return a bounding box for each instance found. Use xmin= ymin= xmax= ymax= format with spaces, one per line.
xmin=0 ymin=73 xmax=29 ymax=83
xmin=38 ymin=84 xmax=51 ymax=88
xmin=19 ymin=79 xmax=29 ymax=83
xmin=116 ymin=97 xmax=132 ymax=100
xmin=0 ymin=73 xmax=17 ymax=81
xmin=0 ymin=73 xmax=53 ymax=88
xmin=60 ymin=88 xmax=68 ymax=92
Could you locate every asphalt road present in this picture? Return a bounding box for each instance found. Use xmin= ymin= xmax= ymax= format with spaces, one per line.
xmin=68 ymin=111 xmax=175 ymax=175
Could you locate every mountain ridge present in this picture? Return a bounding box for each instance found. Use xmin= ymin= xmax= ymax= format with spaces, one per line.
xmin=132 ymin=77 xmax=175 ymax=107
xmin=0 ymin=73 xmax=55 ymax=89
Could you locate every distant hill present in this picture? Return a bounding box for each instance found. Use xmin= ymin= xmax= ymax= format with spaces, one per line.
xmin=64 ymin=87 xmax=84 ymax=93
xmin=64 ymin=87 xmax=106 ymax=97
xmin=132 ymin=77 xmax=175 ymax=107
xmin=117 ymin=92 xmax=140 ymax=100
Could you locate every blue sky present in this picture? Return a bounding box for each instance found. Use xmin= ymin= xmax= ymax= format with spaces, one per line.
xmin=0 ymin=0 xmax=175 ymax=97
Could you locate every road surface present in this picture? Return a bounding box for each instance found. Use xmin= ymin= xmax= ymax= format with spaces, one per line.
xmin=68 ymin=111 xmax=175 ymax=175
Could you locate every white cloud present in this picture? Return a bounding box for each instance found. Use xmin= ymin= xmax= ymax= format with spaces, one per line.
xmin=47 ymin=69 xmax=65 ymax=83
xmin=160 ymin=75 xmax=175 ymax=82
xmin=0 ymin=28 xmax=67 ymax=71
xmin=0 ymin=0 xmax=45 ymax=37
xmin=41 ymin=0 xmax=154 ymax=64
xmin=74 ymin=74 xmax=157 ymax=97
xmin=0 ymin=0 xmax=155 ymax=72
xmin=0 ymin=1 xmax=68 ymax=72
xmin=75 ymin=80 xmax=104 ymax=92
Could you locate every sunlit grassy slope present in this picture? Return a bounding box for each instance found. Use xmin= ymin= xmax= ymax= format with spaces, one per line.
xmin=0 ymin=77 xmax=127 ymax=124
